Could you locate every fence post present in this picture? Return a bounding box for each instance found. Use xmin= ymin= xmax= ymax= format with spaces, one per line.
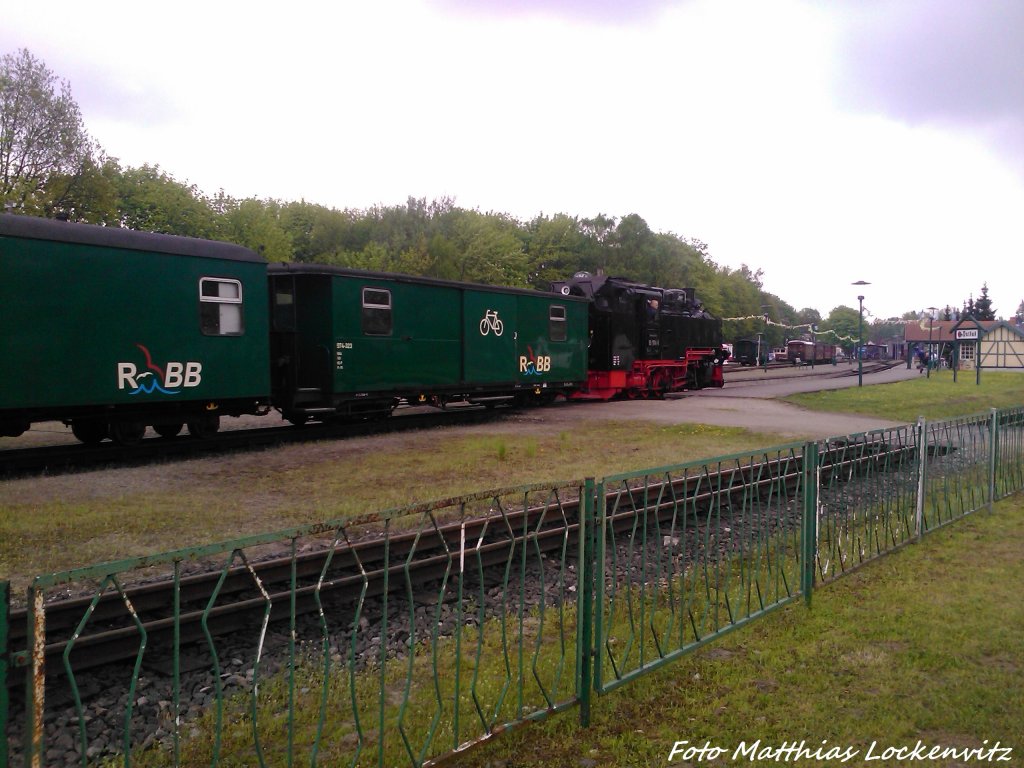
xmin=24 ymin=585 xmax=45 ymax=768
xmin=988 ymin=408 xmax=998 ymax=511
xmin=1 ymin=580 xmax=8 ymax=768
xmin=578 ymin=478 xmax=595 ymax=727
xmin=801 ymin=442 xmax=819 ymax=607
xmin=915 ymin=417 xmax=927 ymax=540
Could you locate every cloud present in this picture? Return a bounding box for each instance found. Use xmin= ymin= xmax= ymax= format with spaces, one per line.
xmin=429 ymin=0 xmax=677 ymax=24
xmin=831 ymin=0 xmax=1024 ymax=168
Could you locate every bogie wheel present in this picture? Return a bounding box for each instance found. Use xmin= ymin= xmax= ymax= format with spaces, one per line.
xmin=285 ymin=413 xmax=309 ymax=427
xmin=154 ymin=423 xmax=183 ymax=438
xmin=71 ymin=420 xmax=108 ymax=445
xmin=534 ymin=392 xmax=558 ymax=406
xmin=187 ymin=415 xmax=221 ymax=439
xmin=109 ymin=421 xmax=146 ymax=446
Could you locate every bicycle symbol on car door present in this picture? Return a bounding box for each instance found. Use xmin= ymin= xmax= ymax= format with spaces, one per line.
xmin=479 ymin=309 xmax=504 ymax=336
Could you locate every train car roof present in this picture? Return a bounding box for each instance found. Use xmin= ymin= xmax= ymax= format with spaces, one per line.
xmin=269 ymin=262 xmax=588 ymax=301
xmin=0 ymin=214 xmax=263 ymax=263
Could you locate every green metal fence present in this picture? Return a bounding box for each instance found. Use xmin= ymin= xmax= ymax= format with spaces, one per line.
xmin=815 ymin=424 xmax=920 ymax=584
xmin=3 ymin=407 xmax=1023 ymax=766
xmin=588 ymin=443 xmax=811 ymax=696
xmin=3 ymin=482 xmax=586 ymax=767
xmin=995 ymin=407 xmax=1024 ymax=499
xmin=923 ymin=413 xmax=995 ymax=532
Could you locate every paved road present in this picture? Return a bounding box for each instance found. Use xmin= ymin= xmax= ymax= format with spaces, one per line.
xmin=556 ymin=363 xmax=921 ymax=440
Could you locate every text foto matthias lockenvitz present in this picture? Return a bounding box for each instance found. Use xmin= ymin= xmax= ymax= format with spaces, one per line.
xmin=668 ymin=739 xmax=1014 ymax=763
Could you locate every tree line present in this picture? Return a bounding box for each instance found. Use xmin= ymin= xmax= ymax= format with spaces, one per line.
xmin=2 ymin=48 xmax=1002 ymax=350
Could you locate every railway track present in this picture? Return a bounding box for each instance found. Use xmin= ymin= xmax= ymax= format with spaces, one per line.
xmin=0 ymin=363 xmax=903 ymax=477
xmin=0 ymin=404 xmax=507 ymax=477
xmin=722 ymin=360 xmax=902 ymax=385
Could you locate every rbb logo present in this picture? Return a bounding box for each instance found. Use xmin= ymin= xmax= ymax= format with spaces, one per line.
xmin=117 ymin=344 xmax=203 ymax=395
xmin=519 ymin=355 xmax=551 ymax=374
xmin=118 ymin=362 xmax=203 ymax=390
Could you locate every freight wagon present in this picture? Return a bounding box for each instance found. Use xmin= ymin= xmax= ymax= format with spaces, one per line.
xmin=732 ymin=338 xmax=766 ymax=366
xmin=786 ymin=339 xmax=838 ymax=365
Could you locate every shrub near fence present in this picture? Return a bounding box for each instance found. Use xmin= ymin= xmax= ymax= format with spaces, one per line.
xmin=2 ymin=407 xmax=1022 ymax=767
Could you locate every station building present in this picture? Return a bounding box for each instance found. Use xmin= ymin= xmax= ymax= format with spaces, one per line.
xmin=902 ymin=319 xmax=1024 ymax=371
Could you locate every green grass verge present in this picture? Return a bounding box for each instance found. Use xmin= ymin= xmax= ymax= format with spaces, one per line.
xmin=786 ymin=370 xmax=1024 ymax=423
xmin=465 ymin=495 xmax=1024 ymax=767
xmin=0 ymin=420 xmax=773 ymax=588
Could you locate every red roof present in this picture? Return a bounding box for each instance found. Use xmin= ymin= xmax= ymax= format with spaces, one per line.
xmin=902 ymin=320 xmax=997 ymax=342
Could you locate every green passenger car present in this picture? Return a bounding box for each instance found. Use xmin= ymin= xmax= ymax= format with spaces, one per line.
xmin=268 ymin=264 xmax=587 ymax=422
xmin=0 ymin=215 xmax=270 ymax=443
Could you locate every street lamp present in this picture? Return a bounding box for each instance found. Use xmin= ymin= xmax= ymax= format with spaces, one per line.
xmin=760 ymin=305 xmax=771 ymax=367
xmin=926 ymin=306 xmax=939 ymax=379
xmin=852 ymin=281 xmax=871 ymax=387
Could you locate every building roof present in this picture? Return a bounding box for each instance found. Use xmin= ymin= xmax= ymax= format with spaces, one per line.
xmin=902 ymin=319 xmax=998 ymax=343
xmin=974 ymin=320 xmax=1024 ymax=340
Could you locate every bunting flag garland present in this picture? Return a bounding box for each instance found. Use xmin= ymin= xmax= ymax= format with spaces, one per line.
xmin=720 ymin=313 xmax=865 ymax=344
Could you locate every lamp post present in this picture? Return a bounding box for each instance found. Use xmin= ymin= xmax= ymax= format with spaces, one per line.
xmin=852 ymin=281 xmax=870 ymax=387
xmin=926 ymin=306 xmax=939 ymax=379
xmin=760 ymin=304 xmax=771 ymax=368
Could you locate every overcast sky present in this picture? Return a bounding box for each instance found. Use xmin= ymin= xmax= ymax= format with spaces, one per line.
xmin=3 ymin=0 xmax=1022 ymax=322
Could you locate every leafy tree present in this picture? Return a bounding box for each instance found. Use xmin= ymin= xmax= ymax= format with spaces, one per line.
xmin=675 ymin=238 xmax=723 ymax=314
xmin=1016 ymin=301 xmax=1024 ymax=325
xmin=216 ymin=196 xmax=293 ymax=262
xmin=524 ymin=213 xmax=588 ymax=287
xmin=445 ymin=210 xmax=528 ymax=285
xmin=285 ymin=202 xmax=370 ymax=262
xmin=579 ymin=213 xmax=616 ymax=245
xmin=0 ymin=48 xmax=101 ymax=218
xmin=819 ymin=305 xmax=861 ymax=351
xmin=608 ymin=213 xmax=656 ymax=279
xmin=47 ymin=153 xmax=121 ymax=224
xmin=116 ymin=165 xmax=219 ymax=238
xmin=870 ymin=317 xmax=905 ymax=347
xmin=795 ymin=308 xmax=822 ymax=328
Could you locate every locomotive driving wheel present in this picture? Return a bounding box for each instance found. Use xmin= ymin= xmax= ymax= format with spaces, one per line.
xmin=649 ymin=370 xmax=669 ymax=399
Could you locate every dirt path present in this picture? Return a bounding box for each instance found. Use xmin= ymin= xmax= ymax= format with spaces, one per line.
xmin=528 ymin=363 xmax=920 ymax=440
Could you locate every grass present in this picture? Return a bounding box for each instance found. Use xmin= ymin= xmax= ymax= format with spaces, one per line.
xmin=786 ymin=369 xmax=1024 ymax=422
xmin=0 ymin=420 xmax=772 ymax=589
xmin=463 ymin=495 xmax=1024 ymax=767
